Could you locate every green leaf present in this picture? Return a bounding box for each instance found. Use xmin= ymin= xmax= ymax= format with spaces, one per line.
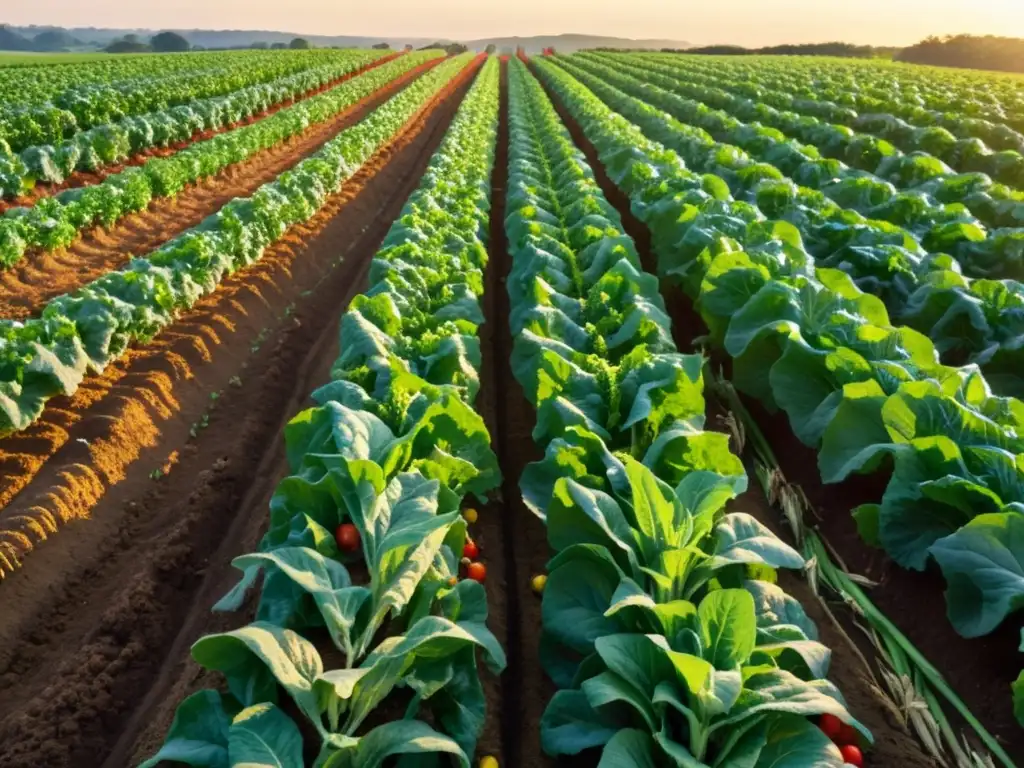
xmin=138 ymin=690 xmax=234 ymax=768
xmin=543 ymin=544 xmax=626 ymax=656
xmin=930 ymin=511 xmax=1024 ymax=637
xmin=698 ymin=589 xmax=758 ymax=671
xmin=547 ymin=478 xmax=641 ymax=576
xmin=319 ymin=720 xmax=470 ymax=768
xmin=595 ymin=633 xmax=676 ymax=699
xmin=711 ymin=669 xmax=870 ymax=743
xmin=191 ymin=622 xmax=323 ymax=723
xmin=597 ymin=728 xmax=658 ymax=768
xmin=228 ymin=703 xmax=304 ymax=768
xmin=583 ymin=670 xmax=659 ymax=733
xmin=713 ymin=514 xmax=804 ymax=570
xmin=751 ymin=714 xmax=844 ymax=767
xmin=541 ymin=689 xmax=624 ymax=756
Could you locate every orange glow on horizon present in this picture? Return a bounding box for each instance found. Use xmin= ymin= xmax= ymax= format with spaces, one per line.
xmin=3 ymin=0 xmax=1024 ymax=48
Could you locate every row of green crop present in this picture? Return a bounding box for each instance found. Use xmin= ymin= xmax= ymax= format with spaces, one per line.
xmin=141 ymin=57 xmax=505 ymax=768
xmin=0 ymin=49 xmax=361 ymax=151
xmin=505 ymin=58 xmax=870 ymax=767
xmin=0 ymin=50 xmax=385 ymax=199
xmin=0 ymin=54 xmax=470 ymax=443
xmin=648 ymin=53 xmax=1024 ymax=148
xmin=591 ymin=52 xmax=1024 ymax=231
xmin=532 ymin=54 xmax=1024 ymax=729
xmin=550 ymin=55 xmax=1024 ymax=402
xmin=0 ymin=52 xmax=440 ymax=269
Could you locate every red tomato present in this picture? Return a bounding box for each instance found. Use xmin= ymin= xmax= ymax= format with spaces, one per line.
xmin=335 ymin=523 xmax=360 ymax=553
xmin=466 ymin=562 xmax=486 ymax=583
xmin=836 ymin=723 xmax=858 ymax=746
xmin=818 ymin=713 xmax=843 ymax=740
xmin=463 ymin=539 xmax=480 ymax=559
xmin=839 ymin=744 xmax=863 ymax=767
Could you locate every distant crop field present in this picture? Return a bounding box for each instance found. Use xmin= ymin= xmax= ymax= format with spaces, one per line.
xmin=0 ymin=51 xmax=125 ymax=66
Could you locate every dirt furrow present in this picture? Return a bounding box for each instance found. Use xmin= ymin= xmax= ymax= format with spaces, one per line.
xmin=483 ymin=60 xmax=555 ymax=768
xmin=0 ymin=62 xmax=483 ymax=768
xmin=0 ymin=55 xmax=440 ymax=321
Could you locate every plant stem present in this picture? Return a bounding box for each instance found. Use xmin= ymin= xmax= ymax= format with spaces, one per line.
xmin=808 ymin=535 xmax=1015 ymax=768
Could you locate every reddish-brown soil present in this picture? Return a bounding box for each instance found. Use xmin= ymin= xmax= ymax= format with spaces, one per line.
xmin=534 ymin=63 xmax=986 ymax=767
xmin=481 ymin=61 xmax=555 ymax=767
xmin=0 ymin=52 xmax=402 ymax=214
xmin=0 ymin=55 xmax=440 ymax=321
xmin=0 ymin=59 xmax=489 ymax=768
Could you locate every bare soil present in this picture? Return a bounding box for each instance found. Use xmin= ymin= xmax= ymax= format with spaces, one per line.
xmin=0 ymin=55 xmax=439 ymax=321
xmin=0 ymin=56 xmax=487 ymax=768
xmin=480 ymin=61 xmax=555 ymax=767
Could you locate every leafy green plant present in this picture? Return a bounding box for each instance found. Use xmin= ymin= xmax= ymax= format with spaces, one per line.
xmin=0 ymin=53 xmax=470 ymax=439
xmin=533 ymin=54 xmax=1024 ymax=653
xmin=143 ymin=56 xmax=503 ymax=767
xmin=506 ymin=59 xmax=867 ymax=767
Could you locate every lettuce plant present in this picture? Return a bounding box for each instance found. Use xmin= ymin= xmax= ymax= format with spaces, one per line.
xmin=533 ymin=55 xmax=1024 ymax=652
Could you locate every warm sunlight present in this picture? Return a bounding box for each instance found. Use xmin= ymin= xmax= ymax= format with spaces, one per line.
xmin=4 ymin=0 xmax=1024 ymax=46
xmin=1 ymin=2 xmax=1024 ymax=768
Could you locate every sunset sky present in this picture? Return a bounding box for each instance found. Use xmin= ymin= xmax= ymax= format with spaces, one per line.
xmin=3 ymin=0 xmax=1022 ymax=47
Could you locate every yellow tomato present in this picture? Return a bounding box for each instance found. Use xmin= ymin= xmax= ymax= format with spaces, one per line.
xmin=531 ymin=574 xmax=547 ymax=594
xmin=479 ymin=757 xmax=499 ymax=768
xmin=463 ymin=507 xmax=479 ymax=524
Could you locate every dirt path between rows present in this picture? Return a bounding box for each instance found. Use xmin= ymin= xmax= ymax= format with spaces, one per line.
xmin=534 ymin=62 xmax=949 ymax=767
xmin=0 ymin=59 xmax=483 ymax=768
xmin=481 ymin=60 xmax=557 ymax=768
xmin=0 ymin=55 xmax=440 ymax=321
xmin=0 ymin=53 xmax=402 ymax=214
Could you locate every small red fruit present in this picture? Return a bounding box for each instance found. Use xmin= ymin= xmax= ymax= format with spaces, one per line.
xmin=836 ymin=723 xmax=858 ymax=746
xmin=818 ymin=713 xmax=843 ymax=740
xmin=466 ymin=562 xmax=487 ymax=582
xmin=335 ymin=523 xmax=360 ymax=553
xmin=839 ymin=743 xmax=863 ymax=767
xmin=463 ymin=539 xmax=480 ymax=559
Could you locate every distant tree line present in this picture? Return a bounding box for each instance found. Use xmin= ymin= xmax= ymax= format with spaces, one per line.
xmin=417 ymin=41 xmax=469 ymax=55
xmin=664 ymin=42 xmax=899 ymax=58
xmin=102 ymin=32 xmax=313 ymax=53
xmin=895 ymin=34 xmax=1024 ymax=73
xmin=0 ymin=24 xmax=85 ymax=52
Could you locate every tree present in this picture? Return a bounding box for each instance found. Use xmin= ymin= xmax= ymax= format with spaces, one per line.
xmin=105 ymin=35 xmax=151 ymax=53
xmin=896 ymin=34 xmax=1024 ymax=73
xmin=372 ymin=42 xmax=390 ymax=50
xmin=271 ymin=42 xmax=288 ymax=50
xmin=151 ymin=31 xmax=190 ymax=52
xmin=485 ymin=43 xmax=496 ymax=54
xmin=32 ymin=29 xmax=82 ymax=52
xmin=289 ymin=37 xmax=311 ymax=50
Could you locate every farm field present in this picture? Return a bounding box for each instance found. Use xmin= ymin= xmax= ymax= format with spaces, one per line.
xmin=0 ymin=46 xmax=1020 ymax=768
